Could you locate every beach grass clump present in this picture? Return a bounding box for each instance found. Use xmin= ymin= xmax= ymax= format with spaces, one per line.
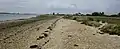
xmin=87 ymin=17 xmax=94 ymax=21
xmin=73 ymin=17 xmax=77 ymax=20
xmin=100 ymin=24 xmax=120 ymax=36
xmin=81 ymin=20 xmax=101 ymax=27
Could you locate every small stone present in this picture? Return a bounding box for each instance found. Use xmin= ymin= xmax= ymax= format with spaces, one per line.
xmin=37 ymin=38 xmax=40 ymax=40
xmin=39 ymin=35 xmax=45 ymax=39
xmin=99 ymin=32 xmax=104 ymax=34
xmin=42 ymin=33 xmax=48 ymax=37
xmin=44 ymin=30 xmax=49 ymax=32
xmin=47 ymin=26 xmax=52 ymax=30
xmin=68 ymin=35 xmax=72 ymax=37
xmin=30 ymin=45 xmax=38 ymax=48
xmin=8 ymin=42 xmax=12 ymax=43
xmin=2 ymin=28 xmax=6 ymax=29
xmin=74 ymin=44 xmax=79 ymax=47
xmin=4 ymin=41 xmax=6 ymax=43
xmin=37 ymin=28 xmax=39 ymax=31
xmin=93 ymin=34 xmax=95 ymax=35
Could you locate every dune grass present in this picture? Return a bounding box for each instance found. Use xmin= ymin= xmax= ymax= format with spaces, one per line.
xmin=100 ymin=24 xmax=120 ymax=36
xmin=63 ymin=16 xmax=120 ymax=36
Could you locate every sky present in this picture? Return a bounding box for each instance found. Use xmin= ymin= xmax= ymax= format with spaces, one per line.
xmin=0 ymin=0 xmax=120 ymax=14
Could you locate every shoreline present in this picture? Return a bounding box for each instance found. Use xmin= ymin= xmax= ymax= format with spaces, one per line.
xmin=0 ymin=15 xmax=37 ymax=21
xmin=0 ymin=15 xmax=38 ymax=26
xmin=0 ymin=15 xmax=56 ymax=31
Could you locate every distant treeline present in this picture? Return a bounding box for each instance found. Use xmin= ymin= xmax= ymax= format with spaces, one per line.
xmin=50 ymin=12 xmax=120 ymax=17
xmin=0 ymin=12 xmax=37 ymax=15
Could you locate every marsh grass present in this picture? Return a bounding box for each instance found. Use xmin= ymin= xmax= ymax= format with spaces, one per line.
xmin=63 ymin=16 xmax=120 ymax=35
xmin=101 ymin=24 xmax=120 ymax=36
xmin=63 ymin=16 xmax=101 ymax=27
xmin=0 ymin=15 xmax=56 ymax=31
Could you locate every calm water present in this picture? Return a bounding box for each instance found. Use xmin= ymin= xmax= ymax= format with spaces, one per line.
xmin=0 ymin=14 xmax=36 ymax=21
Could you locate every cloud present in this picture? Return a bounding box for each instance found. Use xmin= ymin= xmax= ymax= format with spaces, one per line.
xmin=0 ymin=0 xmax=120 ymax=13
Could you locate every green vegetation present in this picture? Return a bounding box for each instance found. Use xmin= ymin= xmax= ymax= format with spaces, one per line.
xmin=63 ymin=16 xmax=101 ymax=27
xmin=81 ymin=20 xmax=101 ymax=27
xmin=71 ymin=16 xmax=120 ymax=25
xmin=101 ymin=24 xmax=120 ymax=36
xmin=55 ymin=12 xmax=120 ymax=36
xmin=92 ymin=12 xmax=105 ymax=16
xmin=63 ymin=15 xmax=120 ymax=36
xmin=80 ymin=16 xmax=120 ymax=36
xmin=0 ymin=15 xmax=56 ymax=31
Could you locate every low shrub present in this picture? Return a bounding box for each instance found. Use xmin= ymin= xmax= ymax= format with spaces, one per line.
xmin=96 ymin=19 xmax=100 ymax=22
xmin=73 ymin=17 xmax=77 ymax=20
xmin=63 ymin=16 xmax=73 ymax=19
xmin=101 ymin=24 xmax=120 ymax=35
xmin=81 ymin=20 xmax=101 ymax=27
xmin=102 ymin=20 xmax=106 ymax=23
xmin=87 ymin=17 xmax=94 ymax=21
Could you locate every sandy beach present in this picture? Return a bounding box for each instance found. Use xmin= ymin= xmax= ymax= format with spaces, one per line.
xmin=0 ymin=16 xmax=120 ymax=49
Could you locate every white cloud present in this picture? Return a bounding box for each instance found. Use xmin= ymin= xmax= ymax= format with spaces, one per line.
xmin=0 ymin=0 xmax=120 ymax=13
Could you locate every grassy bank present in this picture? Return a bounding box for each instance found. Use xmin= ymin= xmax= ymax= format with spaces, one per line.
xmin=100 ymin=24 xmax=120 ymax=35
xmin=63 ymin=16 xmax=120 ymax=36
xmin=0 ymin=15 xmax=56 ymax=31
xmin=63 ymin=16 xmax=101 ymax=27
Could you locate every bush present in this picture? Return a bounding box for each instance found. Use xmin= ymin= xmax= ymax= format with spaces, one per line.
xmin=102 ymin=20 xmax=106 ymax=23
xmin=81 ymin=20 xmax=101 ymax=27
xmin=87 ymin=17 xmax=94 ymax=21
xmin=73 ymin=17 xmax=77 ymax=20
xmin=81 ymin=20 xmax=88 ymax=25
xmin=96 ymin=19 xmax=100 ymax=22
xmin=92 ymin=12 xmax=104 ymax=16
xmin=101 ymin=24 xmax=120 ymax=35
xmin=76 ymin=19 xmax=82 ymax=22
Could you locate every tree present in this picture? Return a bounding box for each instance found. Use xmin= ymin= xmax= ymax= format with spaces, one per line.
xmin=86 ymin=14 xmax=91 ymax=16
xmin=100 ymin=12 xmax=104 ymax=16
xmin=92 ymin=12 xmax=100 ymax=16
xmin=118 ymin=13 xmax=120 ymax=16
xmin=78 ymin=12 xmax=81 ymax=15
xmin=53 ymin=12 xmax=55 ymax=15
xmin=92 ymin=12 xmax=104 ymax=16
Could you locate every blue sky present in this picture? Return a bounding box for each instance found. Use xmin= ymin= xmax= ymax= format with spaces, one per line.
xmin=0 ymin=0 xmax=120 ymax=14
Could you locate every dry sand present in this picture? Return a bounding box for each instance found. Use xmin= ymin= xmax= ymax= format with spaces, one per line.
xmin=0 ymin=18 xmax=120 ymax=49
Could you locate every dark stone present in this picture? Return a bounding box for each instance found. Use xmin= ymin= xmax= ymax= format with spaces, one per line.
xmin=2 ymin=28 xmax=6 ymax=29
xmin=37 ymin=28 xmax=39 ymax=31
xmin=68 ymin=35 xmax=72 ymax=37
xmin=37 ymin=38 xmax=40 ymax=40
xmin=98 ymin=32 xmax=104 ymax=34
xmin=74 ymin=44 xmax=79 ymax=46
xmin=93 ymin=34 xmax=95 ymax=35
xmin=42 ymin=33 xmax=48 ymax=37
xmin=44 ymin=30 xmax=49 ymax=32
xmin=8 ymin=42 xmax=12 ymax=43
xmin=47 ymin=26 xmax=52 ymax=30
xmin=47 ymin=26 xmax=51 ymax=29
xmin=39 ymin=36 xmax=44 ymax=39
xmin=30 ymin=45 xmax=38 ymax=48
xmin=4 ymin=41 xmax=6 ymax=43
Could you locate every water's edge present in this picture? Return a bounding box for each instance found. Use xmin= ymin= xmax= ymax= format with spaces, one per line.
xmin=0 ymin=14 xmax=37 ymax=21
